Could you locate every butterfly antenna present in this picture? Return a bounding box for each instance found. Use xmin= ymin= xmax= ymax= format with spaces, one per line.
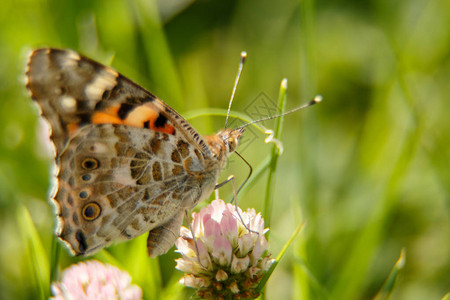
xmin=224 ymin=51 xmax=247 ymax=129
xmin=235 ymin=94 xmax=322 ymax=131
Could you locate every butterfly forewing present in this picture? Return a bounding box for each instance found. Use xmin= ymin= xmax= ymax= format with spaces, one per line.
xmin=25 ymin=48 xmax=240 ymax=256
xmin=25 ymin=48 xmax=210 ymax=157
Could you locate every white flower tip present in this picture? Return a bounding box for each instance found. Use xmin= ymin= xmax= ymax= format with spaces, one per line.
xmin=264 ymin=129 xmax=284 ymax=154
xmin=314 ymin=94 xmax=323 ymax=103
xmin=281 ymin=78 xmax=288 ymax=89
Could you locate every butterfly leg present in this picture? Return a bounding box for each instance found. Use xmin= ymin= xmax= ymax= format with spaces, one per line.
xmin=222 ymin=175 xmax=259 ymax=235
xmin=214 ymin=151 xmax=253 ymax=195
xmin=214 ymin=175 xmax=235 ymax=189
xmin=183 ymin=209 xmax=208 ymax=269
xmin=147 ymin=211 xmax=184 ymax=257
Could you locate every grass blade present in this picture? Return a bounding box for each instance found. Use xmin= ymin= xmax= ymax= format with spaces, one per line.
xmin=256 ymin=222 xmax=305 ymax=295
xmin=17 ymin=204 xmax=50 ymax=300
xmin=373 ymin=248 xmax=406 ymax=300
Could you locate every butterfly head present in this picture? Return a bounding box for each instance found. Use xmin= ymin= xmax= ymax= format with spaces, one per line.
xmin=208 ymin=127 xmax=244 ymax=160
xmin=223 ymin=127 xmax=245 ymax=153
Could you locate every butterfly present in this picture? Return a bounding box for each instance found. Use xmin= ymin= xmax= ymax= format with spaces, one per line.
xmin=25 ymin=48 xmax=245 ymax=257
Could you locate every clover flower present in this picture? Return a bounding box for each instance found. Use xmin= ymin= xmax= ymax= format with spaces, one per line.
xmin=51 ymin=260 xmax=142 ymax=300
xmin=175 ymin=199 xmax=274 ymax=299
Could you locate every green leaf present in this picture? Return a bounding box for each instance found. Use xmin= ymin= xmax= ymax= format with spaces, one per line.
xmin=17 ymin=204 xmax=50 ymax=300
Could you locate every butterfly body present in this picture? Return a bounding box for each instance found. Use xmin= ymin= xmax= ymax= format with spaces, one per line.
xmin=26 ymin=48 xmax=243 ymax=256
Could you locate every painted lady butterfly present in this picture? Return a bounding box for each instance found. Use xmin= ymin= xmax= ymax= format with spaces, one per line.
xmin=25 ymin=48 xmax=245 ymax=257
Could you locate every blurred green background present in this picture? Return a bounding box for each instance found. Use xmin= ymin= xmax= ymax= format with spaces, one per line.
xmin=0 ymin=0 xmax=449 ymax=299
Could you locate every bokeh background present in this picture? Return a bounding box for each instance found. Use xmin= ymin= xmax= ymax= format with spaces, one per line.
xmin=0 ymin=0 xmax=449 ymax=299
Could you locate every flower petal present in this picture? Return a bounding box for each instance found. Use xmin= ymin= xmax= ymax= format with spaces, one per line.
xmin=179 ymin=275 xmax=211 ymax=288
xmin=231 ymin=254 xmax=250 ymax=274
xmin=211 ymin=236 xmax=232 ymax=266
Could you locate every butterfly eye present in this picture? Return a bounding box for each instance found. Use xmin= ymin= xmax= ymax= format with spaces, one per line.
xmin=227 ymin=138 xmax=237 ymax=152
xmin=81 ymin=157 xmax=100 ymax=170
xmin=82 ymin=202 xmax=102 ymax=221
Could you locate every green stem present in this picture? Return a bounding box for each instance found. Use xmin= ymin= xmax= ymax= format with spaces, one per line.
xmin=263 ymin=79 xmax=288 ymax=230
xmin=260 ymin=79 xmax=287 ymax=300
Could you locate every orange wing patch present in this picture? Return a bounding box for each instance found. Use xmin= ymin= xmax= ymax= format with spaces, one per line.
xmin=92 ymin=104 xmax=175 ymax=135
xmin=66 ymin=122 xmax=80 ymax=136
xmin=92 ymin=106 xmax=123 ymax=124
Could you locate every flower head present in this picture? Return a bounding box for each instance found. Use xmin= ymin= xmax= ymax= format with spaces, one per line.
xmin=175 ymin=199 xmax=274 ymax=299
xmin=51 ymin=260 xmax=142 ymax=300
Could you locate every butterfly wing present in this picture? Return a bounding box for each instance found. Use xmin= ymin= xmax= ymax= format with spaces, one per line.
xmin=25 ymin=48 xmax=218 ymax=256
xmin=26 ymin=48 xmax=211 ymax=158
xmin=56 ymin=124 xmax=206 ymax=256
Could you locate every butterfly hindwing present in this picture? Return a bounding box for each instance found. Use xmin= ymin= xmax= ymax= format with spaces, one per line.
xmin=55 ymin=123 xmax=207 ymax=255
